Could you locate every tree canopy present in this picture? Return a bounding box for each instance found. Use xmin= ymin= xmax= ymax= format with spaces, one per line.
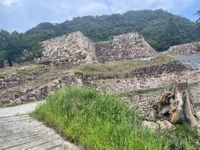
xmin=0 ymin=30 xmax=42 ymax=67
xmin=0 ymin=9 xmax=199 ymax=68
xmin=25 ymin=9 xmax=200 ymax=51
xmin=195 ymin=10 xmax=200 ymax=24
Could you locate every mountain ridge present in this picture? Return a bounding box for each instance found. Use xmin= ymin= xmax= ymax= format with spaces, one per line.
xmin=25 ymin=9 xmax=199 ymax=51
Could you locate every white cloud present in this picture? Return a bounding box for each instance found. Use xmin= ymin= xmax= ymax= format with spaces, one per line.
xmin=0 ymin=0 xmax=197 ymax=32
xmin=1 ymin=0 xmax=22 ymax=6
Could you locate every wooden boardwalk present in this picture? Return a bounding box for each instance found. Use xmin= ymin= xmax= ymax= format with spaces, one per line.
xmin=0 ymin=102 xmax=79 ymax=150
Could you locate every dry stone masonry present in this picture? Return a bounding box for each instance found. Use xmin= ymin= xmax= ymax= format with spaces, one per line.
xmin=0 ymin=66 xmax=48 ymax=90
xmin=95 ymin=32 xmax=157 ymax=62
xmin=164 ymin=42 xmax=200 ymax=55
xmin=75 ymin=61 xmax=187 ymax=83
xmin=0 ymin=74 xmax=78 ymax=106
xmin=92 ymin=70 xmax=200 ymax=92
xmin=39 ymin=31 xmax=98 ymax=66
xmin=124 ymin=61 xmax=186 ymax=78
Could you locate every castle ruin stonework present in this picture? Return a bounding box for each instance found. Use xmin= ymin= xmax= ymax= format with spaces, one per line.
xmin=164 ymin=42 xmax=200 ymax=55
xmin=41 ymin=31 xmax=98 ymax=66
xmin=95 ymin=32 xmax=157 ymax=62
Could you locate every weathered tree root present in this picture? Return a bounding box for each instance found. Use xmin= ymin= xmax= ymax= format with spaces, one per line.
xmin=150 ymin=82 xmax=200 ymax=130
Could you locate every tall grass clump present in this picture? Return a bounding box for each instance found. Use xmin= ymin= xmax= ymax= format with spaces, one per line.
xmin=31 ymin=86 xmax=172 ymax=150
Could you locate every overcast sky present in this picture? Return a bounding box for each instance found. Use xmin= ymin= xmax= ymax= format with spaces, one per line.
xmin=0 ymin=0 xmax=199 ymax=33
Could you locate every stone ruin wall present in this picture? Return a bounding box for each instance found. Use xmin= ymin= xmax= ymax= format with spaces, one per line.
xmin=75 ymin=61 xmax=187 ymax=84
xmin=164 ymin=42 xmax=200 ymax=55
xmin=38 ymin=31 xmax=98 ymax=66
xmin=1 ymin=32 xmax=200 ymax=115
xmin=1 ymin=70 xmax=199 ymax=116
xmin=95 ymin=32 xmax=157 ymax=62
xmin=0 ymin=67 xmax=48 ymax=90
xmin=0 ymin=74 xmax=81 ymax=106
xmin=75 ymin=61 xmax=200 ymax=116
xmin=40 ymin=32 xmax=157 ymax=64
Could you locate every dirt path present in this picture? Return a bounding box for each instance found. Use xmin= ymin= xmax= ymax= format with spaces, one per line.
xmin=0 ymin=101 xmax=80 ymax=150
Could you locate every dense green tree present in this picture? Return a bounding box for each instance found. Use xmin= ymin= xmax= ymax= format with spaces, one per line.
xmin=25 ymin=22 xmax=57 ymax=41
xmin=157 ymin=18 xmax=181 ymax=50
xmin=0 ymin=30 xmax=42 ymax=67
xmin=25 ymin=9 xmax=200 ymax=51
xmin=0 ymin=30 xmax=9 ymax=67
xmin=195 ymin=10 xmax=200 ymax=24
xmin=6 ymin=32 xmax=25 ymax=66
xmin=195 ymin=10 xmax=200 ymax=37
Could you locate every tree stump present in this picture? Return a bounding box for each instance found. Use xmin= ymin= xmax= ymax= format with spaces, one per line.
xmin=150 ymin=81 xmax=200 ymax=128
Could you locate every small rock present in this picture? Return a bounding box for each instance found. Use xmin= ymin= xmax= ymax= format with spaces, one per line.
xmin=157 ymin=120 xmax=175 ymax=130
xmin=15 ymin=98 xmax=22 ymax=105
xmin=20 ymin=95 xmax=27 ymax=101
xmin=142 ymin=121 xmax=159 ymax=131
xmin=31 ymin=89 xmax=42 ymax=99
xmin=27 ymin=97 xmax=37 ymax=102
xmin=196 ymin=112 xmax=200 ymax=119
xmin=76 ymin=78 xmax=83 ymax=86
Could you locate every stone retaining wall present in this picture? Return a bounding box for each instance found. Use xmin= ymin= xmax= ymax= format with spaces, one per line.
xmin=0 ymin=68 xmax=48 ymax=90
xmin=164 ymin=42 xmax=200 ymax=55
xmin=0 ymin=74 xmax=79 ymax=106
xmin=1 ymin=70 xmax=199 ymax=117
xmin=74 ymin=61 xmax=187 ymax=82
xmin=74 ymin=62 xmax=200 ymax=116
xmin=95 ymin=32 xmax=157 ymax=62
xmin=92 ymin=70 xmax=200 ymax=92
xmin=125 ymin=61 xmax=186 ymax=78
xmin=38 ymin=31 xmax=98 ymax=65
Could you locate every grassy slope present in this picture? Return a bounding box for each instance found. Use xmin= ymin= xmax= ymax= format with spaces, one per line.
xmin=31 ymin=86 xmax=200 ymax=150
xmin=73 ymin=55 xmax=174 ymax=76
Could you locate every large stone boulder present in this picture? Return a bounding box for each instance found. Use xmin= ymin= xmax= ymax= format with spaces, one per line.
xmin=95 ymin=32 xmax=157 ymax=62
xmin=40 ymin=31 xmax=98 ymax=66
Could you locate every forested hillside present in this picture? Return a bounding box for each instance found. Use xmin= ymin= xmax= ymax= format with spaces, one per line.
xmin=25 ymin=9 xmax=200 ymax=51
xmin=0 ymin=9 xmax=200 ymax=67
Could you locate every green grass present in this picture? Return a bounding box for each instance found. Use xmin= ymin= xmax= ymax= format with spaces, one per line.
xmin=73 ymin=55 xmax=174 ymax=76
xmin=194 ymin=102 xmax=200 ymax=107
xmin=173 ymin=123 xmax=200 ymax=150
xmin=31 ymin=86 xmax=173 ymax=150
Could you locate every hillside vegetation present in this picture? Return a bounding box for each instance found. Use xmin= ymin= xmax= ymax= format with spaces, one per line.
xmin=1 ymin=9 xmax=199 ymax=66
xmin=25 ymin=9 xmax=200 ymax=51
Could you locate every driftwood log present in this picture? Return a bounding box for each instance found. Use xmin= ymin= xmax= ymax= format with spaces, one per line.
xmin=150 ymin=82 xmax=200 ymax=128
